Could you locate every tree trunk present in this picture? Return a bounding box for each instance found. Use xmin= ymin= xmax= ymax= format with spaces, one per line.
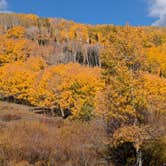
xmin=60 ymin=108 xmax=65 ymax=118
xmin=136 ymin=148 xmax=142 ymax=166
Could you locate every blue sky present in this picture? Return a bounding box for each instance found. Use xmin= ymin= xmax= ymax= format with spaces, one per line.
xmin=0 ymin=0 xmax=166 ymax=26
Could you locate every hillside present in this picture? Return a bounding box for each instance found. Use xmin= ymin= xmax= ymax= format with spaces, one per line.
xmin=0 ymin=13 xmax=166 ymax=166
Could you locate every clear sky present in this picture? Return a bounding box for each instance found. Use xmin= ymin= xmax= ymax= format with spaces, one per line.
xmin=0 ymin=0 xmax=165 ymax=26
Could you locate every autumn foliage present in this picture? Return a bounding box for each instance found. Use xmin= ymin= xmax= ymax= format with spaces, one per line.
xmin=0 ymin=13 xmax=166 ymax=165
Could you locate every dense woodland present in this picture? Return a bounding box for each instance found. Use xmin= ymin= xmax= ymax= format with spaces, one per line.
xmin=0 ymin=13 xmax=165 ymax=166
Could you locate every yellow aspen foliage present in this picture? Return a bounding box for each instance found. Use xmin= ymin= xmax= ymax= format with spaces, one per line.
xmin=112 ymin=126 xmax=147 ymax=151
xmin=0 ymin=62 xmax=103 ymax=119
xmin=146 ymin=46 xmax=166 ymax=77
xmin=0 ymin=37 xmax=34 ymax=64
xmin=23 ymin=14 xmax=39 ymax=22
xmin=98 ymin=46 xmax=148 ymax=127
xmin=143 ymin=73 xmax=166 ymax=117
xmin=96 ymin=68 xmax=147 ymax=126
xmin=0 ymin=61 xmax=37 ymax=103
xmin=33 ymin=63 xmax=104 ymax=118
xmin=144 ymin=73 xmax=166 ymax=96
xmin=68 ymin=24 xmax=88 ymax=42
xmin=6 ymin=26 xmax=26 ymax=39
xmin=0 ymin=57 xmax=47 ymax=103
xmin=59 ymin=30 xmax=67 ymax=42
xmin=15 ymin=13 xmax=39 ymax=27
xmin=25 ymin=56 xmax=47 ymax=72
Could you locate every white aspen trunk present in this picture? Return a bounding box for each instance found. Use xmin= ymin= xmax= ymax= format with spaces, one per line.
xmin=60 ymin=108 xmax=65 ymax=118
xmin=136 ymin=148 xmax=142 ymax=166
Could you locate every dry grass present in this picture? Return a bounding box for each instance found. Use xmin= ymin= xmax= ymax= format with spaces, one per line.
xmin=0 ymin=102 xmax=108 ymax=166
xmin=0 ymin=113 xmax=21 ymax=122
